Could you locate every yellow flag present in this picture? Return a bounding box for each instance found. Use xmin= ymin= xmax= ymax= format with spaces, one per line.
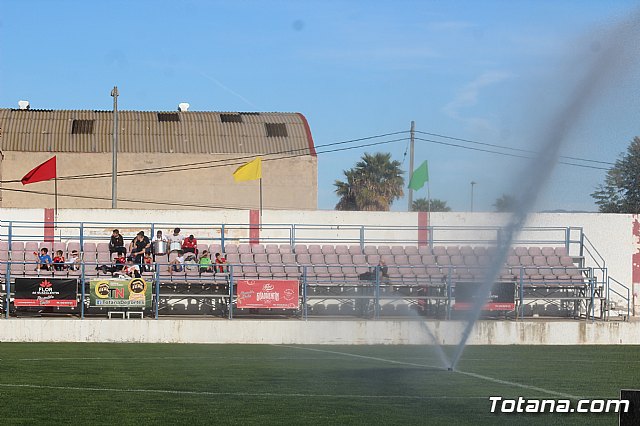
xmin=233 ymin=157 xmax=262 ymax=182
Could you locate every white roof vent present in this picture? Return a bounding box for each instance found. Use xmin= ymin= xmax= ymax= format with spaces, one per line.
xmin=18 ymin=100 xmax=30 ymax=110
xmin=178 ymin=102 xmax=190 ymax=112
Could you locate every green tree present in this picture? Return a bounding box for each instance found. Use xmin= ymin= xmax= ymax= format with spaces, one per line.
xmin=591 ymin=137 xmax=640 ymax=213
xmin=411 ymin=198 xmax=451 ymax=212
xmin=334 ymin=152 xmax=405 ymax=211
xmin=494 ymin=194 xmax=516 ymax=212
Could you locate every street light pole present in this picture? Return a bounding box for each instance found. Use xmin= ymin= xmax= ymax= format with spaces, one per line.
xmin=470 ymin=181 xmax=476 ymax=212
xmin=111 ymin=86 xmax=119 ymax=209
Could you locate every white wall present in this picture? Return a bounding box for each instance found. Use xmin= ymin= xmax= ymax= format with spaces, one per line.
xmin=0 ymin=319 xmax=638 ymax=345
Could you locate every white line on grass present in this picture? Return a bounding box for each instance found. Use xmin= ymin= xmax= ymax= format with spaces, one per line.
xmin=15 ymin=356 xmax=341 ymax=361
xmin=0 ymin=383 xmax=485 ymax=400
xmin=276 ymin=345 xmax=582 ymax=400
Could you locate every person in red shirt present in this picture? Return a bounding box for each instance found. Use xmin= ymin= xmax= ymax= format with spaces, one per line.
xmin=181 ymin=234 xmax=198 ymax=256
xmin=214 ymin=252 xmax=226 ymax=274
xmin=52 ymin=250 xmax=66 ymax=271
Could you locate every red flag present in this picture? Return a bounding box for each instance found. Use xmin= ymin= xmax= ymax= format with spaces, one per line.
xmin=21 ymin=156 xmax=57 ymax=185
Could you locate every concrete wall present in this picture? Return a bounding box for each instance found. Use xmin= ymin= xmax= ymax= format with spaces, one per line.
xmin=0 ymin=152 xmax=318 ymax=210
xmin=0 ymin=319 xmax=638 ymax=345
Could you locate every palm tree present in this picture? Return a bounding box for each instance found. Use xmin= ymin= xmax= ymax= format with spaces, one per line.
xmin=334 ymin=153 xmax=405 ymax=211
xmin=411 ymin=198 xmax=451 ymax=212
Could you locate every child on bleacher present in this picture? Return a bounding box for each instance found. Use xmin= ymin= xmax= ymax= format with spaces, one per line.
xmin=143 ymin=252 xmax=154 ymax=272
xmin=33 ymin=248 xmax=52 ymax=271
xmin=52 ymin=250 xmax=66 ymax=271
xmin=198 ymin=250 xmax=213 ymax=273
xmin=214 ymin=252 xmax=226 ymax=273
xmin=65 ymin=250 xmax=81 ymax=271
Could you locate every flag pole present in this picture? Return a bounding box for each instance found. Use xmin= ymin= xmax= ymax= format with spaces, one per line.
xmin=54 ymin=175 xmax=58 ymax=228
xmin=427 ymin=180 xmax=431 ymax=229
xmin=259 ymin=177 xmax=263 ymax=220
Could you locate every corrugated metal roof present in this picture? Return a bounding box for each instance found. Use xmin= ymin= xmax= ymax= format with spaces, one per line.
xmin=0 ymin=109 xmax=315 ymax=156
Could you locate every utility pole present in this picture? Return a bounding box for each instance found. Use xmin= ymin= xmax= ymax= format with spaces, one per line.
xmin=111 ymin=86 xmax=119 ymax=208
xmin=470 ymin=181 xmax=476 ymax=212
xmin=407 ymin=120 xmax=415 ymax=211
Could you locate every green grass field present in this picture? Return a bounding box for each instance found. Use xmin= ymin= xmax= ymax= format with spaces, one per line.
xmin=0 ymin=343 xmax=638 ymax=425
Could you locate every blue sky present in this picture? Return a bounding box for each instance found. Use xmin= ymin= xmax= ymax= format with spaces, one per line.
xmin=1 ymin=1 xmax=638 ymax=212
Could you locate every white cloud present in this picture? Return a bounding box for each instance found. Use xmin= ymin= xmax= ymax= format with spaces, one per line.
xmin=443 ymin=71 xmax=513 ymax=132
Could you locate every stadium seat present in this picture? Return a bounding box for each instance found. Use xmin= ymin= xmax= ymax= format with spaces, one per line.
xmin=278 ymin=244 xmax=293 ymax=254
xmin=514 ymin=247 xmax=529 ymax=257
xmin=321 ymin=245 xmax=335 ymax=255
xmin=251 ymin=244 xmax=265 ymax=254
xmin=10 ymin=242 xmax=24 ymax=252
xmin=390 ymin=246 xmax=405 ymax=256
xmin=460 ymin=246 xmax=474 ymax=256
xmin=541 ymin=247 xmax=555 ymax=257
xmin=308 ymin=244 xmax=322 ymax=254
xmin=446 ymin=246 xmax=460 ymax=256
xmin=528 ymin=247 xmax=542 ymax=257
xmin=404 ymin=246 xmax=419 ymax=256
xmin=348 ymin=245 xmax=362 ymax=255
xmin=238 ymin=244 xmax=252 ymax=254
xmin=293 ymin=244 xmax=307 ymax=254
xmin=377 ymin=245 xmax=391 ymax=255
xmin=265 ymin=244 xmax=279 ymax=254
xmin=335 ymin=245 xmax=349 ymax=255
xmin=432 ymin=246 xmax=446 ymax=256
xmin=418 ymin=246 xmax=432 ymax=255
xmin=363 ymin=246 xmax=377 ymax=256
xmin=473 ymin=246 xmax=487 ymax=256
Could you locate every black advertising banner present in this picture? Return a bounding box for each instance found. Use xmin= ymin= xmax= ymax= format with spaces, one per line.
xmin=14 ymin=278 xmax=78 ymax=307
xmin=453 ymin=281 xmax=516 ymax=311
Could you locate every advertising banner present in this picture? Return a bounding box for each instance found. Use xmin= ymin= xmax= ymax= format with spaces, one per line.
xmin=14 ymin=278 xmax=78 ymax=307
xmin=237 ymin=279 xmax=299 ymax=309
xmin=453 ymin=281 xmax=516 ymax=311
xmin=89 ymin=278 xmax=151 ymax=308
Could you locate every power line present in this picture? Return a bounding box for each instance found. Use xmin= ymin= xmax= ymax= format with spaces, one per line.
xmin=415 ymin=130 xmax=615 ymax=166
xmin=414 ymin=137 xmax=610 ymax=171
xmin=0 ymin=127 xmax=613 ymax=187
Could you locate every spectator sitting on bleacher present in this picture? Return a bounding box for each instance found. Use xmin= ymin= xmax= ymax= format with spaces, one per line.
xmin=65 ymin=250 xmax=81 ymax=271
xmin=168 ymin=228 xmax=183 ymax=252
xmin=198 ymin=250 xmax=213 ymax=273
xmin=33 ymin=248 xmax=52 ymax=271
xmin=143 ymin=252 xmax=154 ymax=272
xmin=181 ymin=234 xmax=198 ymax=255
xmin=214 ymin=252 xmax=226 ymax=273
xmin=130 ymin=231 xmax=151 ymax=266
xmin=169 ymin=250 xmax=185 ymax=273
xmin=109 ymin=229 xmax=126 ymax=256
xmin=52 ymin=250 xmax=66 ymax=271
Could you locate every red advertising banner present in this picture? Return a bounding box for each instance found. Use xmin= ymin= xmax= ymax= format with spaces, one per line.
xmin=237 ymin=279 xmax=299 ymax=309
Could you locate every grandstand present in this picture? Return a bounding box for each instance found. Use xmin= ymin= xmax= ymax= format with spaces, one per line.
xmin=0 ymin=211 xmax=630 ymax=323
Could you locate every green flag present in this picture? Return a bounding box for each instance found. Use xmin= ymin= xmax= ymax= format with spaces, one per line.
xmin=408 ymin=160 xmax=429 ymax=190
